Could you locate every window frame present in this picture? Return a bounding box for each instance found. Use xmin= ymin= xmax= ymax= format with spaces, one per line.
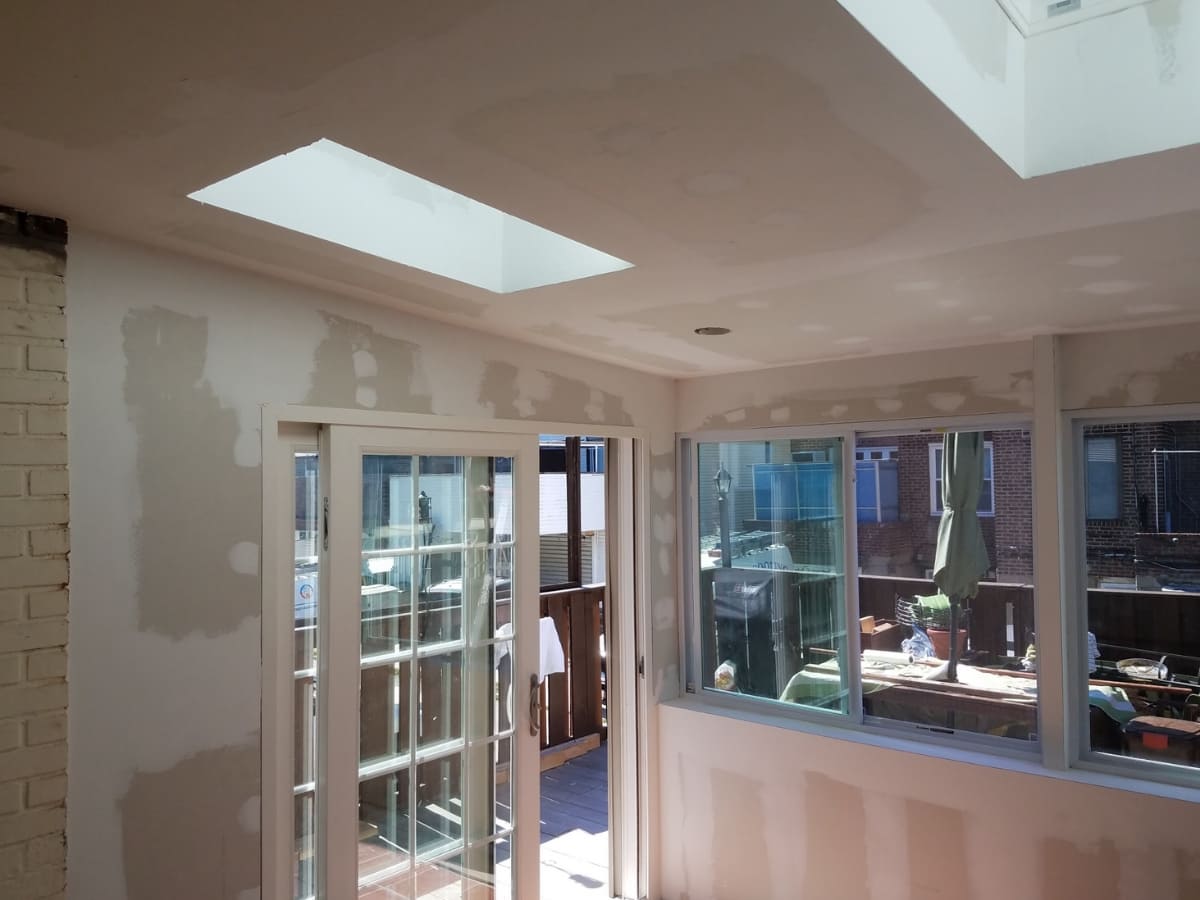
xmin=679 ymin=416 xmax=1047 ymax=757
xmin=928 ymin=440 xmax=995 ymax=517
xmin=1066 ymin=407 xmax=1200 ymax=791
xmin=679 ymin=408 xmax=1200 ymax=798
xmin=540 ymin=435 xmax=583 ymax=591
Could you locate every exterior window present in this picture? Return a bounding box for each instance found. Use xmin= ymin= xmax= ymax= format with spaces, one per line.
xmin=540 ymin=435 xmax=606 ymax=588
xmin=930 ymin=442 xmax=994 ymax=516
xmin=1085 ymin=436 xmax=1121 ymax=520
xmin=857 ymin=428 xmax=1036 ymax=744
xmin=1079 ymin=418 xmax=1200 ymax=773
xmin=687 ymin=425 xmax=1038 ymax=750
xmin=695 ymin=438 xmax=848 ymax=713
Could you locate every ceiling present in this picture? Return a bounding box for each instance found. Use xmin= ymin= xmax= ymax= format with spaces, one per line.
xmin=3 ymin=0 xmax=1200 ymax=377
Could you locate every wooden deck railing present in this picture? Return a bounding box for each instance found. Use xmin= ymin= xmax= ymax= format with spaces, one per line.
xmin=538 ymin=585 xmax=606 ymax=750
xmin=859 ymin=574 xmax=1200 ymax=666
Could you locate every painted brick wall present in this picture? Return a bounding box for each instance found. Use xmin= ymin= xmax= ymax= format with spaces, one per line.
xmin=0 ymin=206 xmax=68 ymax=900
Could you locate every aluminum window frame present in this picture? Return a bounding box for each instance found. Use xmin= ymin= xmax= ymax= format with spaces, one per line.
xmin=679 ymin=414 xmax=1050 ymax=760
xmin=1065 ymin=404 xmax=1200 ymax=792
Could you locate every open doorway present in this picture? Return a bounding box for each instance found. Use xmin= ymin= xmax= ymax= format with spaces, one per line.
xmin=264 ymin=413 xmax=642 ymax=900
xmin=533 ymin=434 xmax=611 ymax=898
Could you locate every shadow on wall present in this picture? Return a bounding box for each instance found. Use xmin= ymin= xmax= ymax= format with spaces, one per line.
xmin=120 ymin=743 xmax=259 ymax=900
xmin=123 ymin=307 xmax=258 ymax=639
xmin=304 ymin=311 xmax=432 ymax=413
xmin=478 ymin=360 xmax=632 ymax=425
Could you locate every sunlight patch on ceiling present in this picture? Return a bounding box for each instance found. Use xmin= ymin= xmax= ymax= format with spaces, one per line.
xmin=188 ymin=139 xmax=633 ymax=293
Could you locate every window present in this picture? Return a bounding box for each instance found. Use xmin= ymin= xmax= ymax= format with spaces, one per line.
xmin=792 ymin=449 xmax=831 ymax=463
xmin=686 ymin=425 xmax=1038 ymax=750
xmin=540 ymin=435 xmax=607 ymax=588
xmin=1085 ymin=435 xmax=1121 ymax=520
xmin=694 ymin=438 xmax=848 ymax=712
xmin=1077 ymin=417 xmax=1200 ymax=774
xmin=930 ymin=441 xmax=995 ymax=516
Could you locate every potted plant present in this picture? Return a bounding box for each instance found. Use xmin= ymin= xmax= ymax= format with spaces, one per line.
xmin=912 ymin=593 xmax=968 ymax=661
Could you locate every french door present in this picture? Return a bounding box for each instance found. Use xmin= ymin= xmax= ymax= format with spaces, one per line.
xmin=293 ymin=425 xmax=541 ymax=899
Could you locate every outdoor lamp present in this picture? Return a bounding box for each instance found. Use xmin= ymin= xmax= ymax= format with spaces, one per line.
xmin=714 ymin=463 xmax=732 ymax=498
xmin=715 ymin=463 xmax=733 ymax=567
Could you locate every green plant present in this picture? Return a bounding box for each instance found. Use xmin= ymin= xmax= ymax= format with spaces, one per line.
xmin=911 ymin=593 xmax=954 ymax=631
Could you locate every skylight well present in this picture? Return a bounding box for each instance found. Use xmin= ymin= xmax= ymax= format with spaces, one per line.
xmin=188 ymin=139 xmax=633 ymax=293
xmin=837 ymin=0 xmax=1200 ymax=177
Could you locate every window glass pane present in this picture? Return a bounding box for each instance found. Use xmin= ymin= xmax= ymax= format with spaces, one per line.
xmin=581 ymin=439 xmax=606 ymax=585
xmin=539 ymin=435 xmax=604 ymax=588
xmin=697 ymin=438 xmax=848 ymax=713
xmin=1081 ymin=419 xmax=1200 ymax=771
xmin=858 ymin=428 xmax=1038 ymax=744
xmin=931 ymin=444 xmax=996 ymax=516
xmin=1085 ymin=436 xmax=1121 ymax=520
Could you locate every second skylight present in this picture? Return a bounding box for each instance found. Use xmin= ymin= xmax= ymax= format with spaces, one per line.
xmin=189 ymin=139 xmax=633 ymax=294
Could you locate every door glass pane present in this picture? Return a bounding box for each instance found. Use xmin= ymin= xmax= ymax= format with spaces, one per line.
xmin=293 ymin=452 xmax=318 ymax=900
xmin=465 ymin=739 xmax=511 ymax=843
xmin=362 ymin=555 xmax=412 ymax=658
xmin=360 ymin=661 xmax=410 ymax=767
xmin=420 ymin=552 xmax=464 ymax=647
xmin=294 ymin=792 xmax=315 ymax=900
xmin=294 ymin=676 xmax=316 ymax=786
xmin=363 ymin=455 xmax=415 ymax=551
xmin=417 ymin=652 xmax=463 ymax=752
xmin=359 ymin=768 xmax=412 ymax=886
xmin=357 ymin=450 xmax=517 ymax=895
xmin=419 ymin=456 xmax=465 ymax=548
xmin=697 ymin=438 xmax=849 ymax=713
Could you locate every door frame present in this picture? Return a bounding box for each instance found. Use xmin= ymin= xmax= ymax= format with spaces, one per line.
xmin=262 ymin=407 xmax=650 ymax=899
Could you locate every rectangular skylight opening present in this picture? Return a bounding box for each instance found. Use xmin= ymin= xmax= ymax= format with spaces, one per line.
xmin=188 ymin=139 xmax=633 ymax=294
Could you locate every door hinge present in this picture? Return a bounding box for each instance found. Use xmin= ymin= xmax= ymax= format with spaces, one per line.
xmin=322 ymin=497 xmax=330 ymax=551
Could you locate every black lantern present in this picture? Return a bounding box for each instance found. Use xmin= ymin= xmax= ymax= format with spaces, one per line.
xmin=715 ymin=463 xmax=733 ymax=567
xmin=714 ymin=463 xmax=732 ymax=499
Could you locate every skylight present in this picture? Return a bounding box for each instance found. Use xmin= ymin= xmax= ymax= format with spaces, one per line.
xmin=188 ymin=139 xmax=633 ymax=293
xmin=837 ymin=0 xmax=1200 ymax=177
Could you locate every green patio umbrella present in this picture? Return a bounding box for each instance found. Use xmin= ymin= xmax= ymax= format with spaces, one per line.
xmin=932 ymin=431 xmax=991 ymax=683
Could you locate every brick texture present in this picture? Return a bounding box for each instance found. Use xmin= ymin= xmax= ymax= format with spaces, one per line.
xmin=0 ymin=204 xmax=67 ymax=900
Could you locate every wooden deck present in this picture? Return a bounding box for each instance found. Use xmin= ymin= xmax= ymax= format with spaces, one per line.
xmin=494 ymin=741 xmax=610 ymax=899
xmin=539 ymin=741 xmax=609 ymax=898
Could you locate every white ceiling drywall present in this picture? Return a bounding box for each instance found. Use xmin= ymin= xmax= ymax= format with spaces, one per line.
xmin=4 ymin=0 xmax=1200 ymax=377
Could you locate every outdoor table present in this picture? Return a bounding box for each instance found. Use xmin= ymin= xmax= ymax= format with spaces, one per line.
xmin=780 ymin=651 xmax=1139 ymax=737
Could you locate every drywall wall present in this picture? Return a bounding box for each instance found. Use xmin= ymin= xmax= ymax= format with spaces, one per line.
xmin=65 ymin=231 xmax=676 ymax=900
xmin=677 ymin=339 xmax=1034 ymax=432
xmin=1059 ymin=320 xmax=1200 ymax=411
xmin=664 ymin=331 xmax=1200 ymax=900
xmin=658 ymin=705 xmax=1200 ymax=900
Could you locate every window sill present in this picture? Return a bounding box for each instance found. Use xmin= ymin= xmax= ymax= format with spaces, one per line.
xmin=660 ymin=694 xmax=1200 ymax=804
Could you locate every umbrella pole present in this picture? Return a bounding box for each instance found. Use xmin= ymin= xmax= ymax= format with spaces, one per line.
xmin=947 ymin=598 xmax=961 ymax=683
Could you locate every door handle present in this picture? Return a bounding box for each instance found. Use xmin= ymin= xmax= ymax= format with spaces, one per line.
xmin=529 ymin=674 xmax=541 ymax=737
